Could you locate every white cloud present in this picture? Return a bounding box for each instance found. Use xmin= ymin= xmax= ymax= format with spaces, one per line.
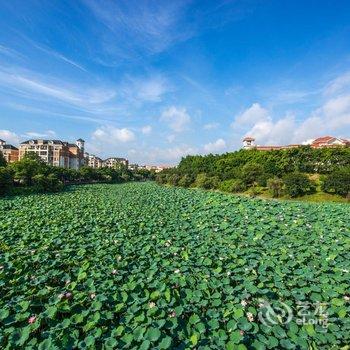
xmin=166 ymin=134 xmax=176 ymax=143
xmin=238 ymin=94 xmax=350 ymax=146
xmin=0 ymin=130 xmax=21 ymax=145
xmin=121 ymin=75 xmax=169 ymax=103
xmin=233 ymin=103 xmax=269 ymax=127
xmin=325 ymin=71 xmax=350 ymax=95
xmin=23 ymin=130 xmax=56 ymax=138
xmin=147 ymin=145 xmax=197 ymax=163
xmin=82 ymin=0 xmax=192 ymax=55
xmin=92 ymin=126 xmax=135 ymax=144
xmin=0 ymin=67 xmax=116 ymax=110
xmin=245 ymin=114 xmax=296 ymax=145
xmin=124 ymin=144 xmax=197 ymax=165
xmin=203 ymin=138 xmax=226 ymax=153
xmin=160 ymin=106 xmax=191 ymax=132
xmin=141 ymin=125 xmax=152 ymax=134
xmin=135 ymin=77 xmax=168 ymax=102
xmin=203 ymin=122 xmax=219 ymax=130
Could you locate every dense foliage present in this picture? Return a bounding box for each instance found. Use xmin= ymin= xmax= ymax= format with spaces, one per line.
xmin=321 ymin=168 xmax=350 ymax=197
xmin=157 ymin=147 xmax=350 ymax=198
xmin=0 ymin=152 xmax=6 ymax=167
xmin=0 ymin=183 xmax=349 ymax=349
xmin=282 ymin=173 xmax=316 ymax=198
xmin=0 ymin=154 xmax=154 ymax=196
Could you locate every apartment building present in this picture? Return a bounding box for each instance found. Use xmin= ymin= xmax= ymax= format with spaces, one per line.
xmin=103 ymin=157 xmax=129 ymax=169
xmin=85 ymin=153 xmax=103 ymax=168
xmin=0 ymin=139 xmax=19 ymax=163
xmin=19 ymin=138 xmax=85 ymax=169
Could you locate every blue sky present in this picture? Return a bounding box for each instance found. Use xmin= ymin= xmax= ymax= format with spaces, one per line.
xmin=0 ymin=0 xmax=350 ymax=164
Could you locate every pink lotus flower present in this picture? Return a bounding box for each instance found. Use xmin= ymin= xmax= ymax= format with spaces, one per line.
xmin=112 ymin=269 xmax=117 ymax=275
xmin=65 ymin=292 xmax=72 ymax=299
xmin=169 ymin=311 xmax=176 ymax=318
xmin=28 ymin=316 xmax=37 ymax=324
xmin=240 ymin=330 xmax=244 ymax=336
xmin=90 ymin=293 xmax=96 ymax=299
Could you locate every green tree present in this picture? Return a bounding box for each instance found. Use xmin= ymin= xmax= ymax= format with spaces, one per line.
xmin=267 ymin=177 xmax=284 ymax=198
xmin=195 ymin=173 xmax=219 ymax=189
xmin=241 ymin=163 xmax=265 ymax=186
xmin=0 ymin=167 xmax=13 ymax=196
xmin=33 ymin=173 xmax=64 ymax=193
xmin=283 ymin=172 xmax=316 ymax=197
xmin=219 ymin=179 xmax=246 ymax=193
xmin=9 ymin=153 xmax=45 ymax=186
xmin=178 ymin=174 xmax=194 ymax=187
xmin=321 ymin=168 xmax=350 ymax=197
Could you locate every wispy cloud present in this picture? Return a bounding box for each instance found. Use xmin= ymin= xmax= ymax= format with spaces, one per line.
xmin=141 ymin=125 xmax=152 ymax=134
xmin=22 ymin=130 xmax=56 ymax=139
xmin=30 ymin=42 xmax=88 ymax=72
xmin=203 ymin=138 xmax=226 ymax=153
xmin=121 ymin=74 xmax=170 ymax=102
xmin=0 ymin=129 xmax=21 ymax=145
xmin=203 ymin=122 xmax=219 ymax=130
xmin=324 ymin=71 xmax=350 ymax=95
xmin=81 ymin=0 xmax=193 ymax=57
xmin=0 ymin=44 xmax=25 ymax=60
xmin=160 ymin=106 xmax=191 ymax=132
xmin=0 ymin=66 xmax=116 ymax=111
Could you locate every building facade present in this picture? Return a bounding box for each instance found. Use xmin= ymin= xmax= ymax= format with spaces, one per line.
xmin=242 ymin=136 xmax=349 ymax=151
xmin=103 ymin=157 xmax=129 ymax=169
xmin=0 ymin=139 xmax=19 ymax=163
xmin=19 ymin=138 xmax=85 ymax=169
xmin=85 ymin=153 xmax=103 ymax=168
xmin=311 ymin=136 xmax=350 ymax=148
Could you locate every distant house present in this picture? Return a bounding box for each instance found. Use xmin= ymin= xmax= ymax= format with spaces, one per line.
xmin=0 ymin=139 xmax=19 ymax=163
xmin=103 ymin=157 xmax=129 ymax=169
xmin=85 ymin=153 xmax=103 ymax=168
xmin=19 ymin=138 xmax=85 ymax=169
xmin=310 ymin=136 xmax=350 ymax=148
xmin=243 ymin=136 xmax=349 ymax=151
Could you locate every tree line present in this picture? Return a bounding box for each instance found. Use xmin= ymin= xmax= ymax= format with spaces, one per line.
xmin=0 ymin=152 xmax=154 ymax=196
xmin=156 ymin=146 xmax=350 ymax=199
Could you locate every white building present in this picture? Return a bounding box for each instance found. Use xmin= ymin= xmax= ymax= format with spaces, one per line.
xmin=103 ymin=157 xmax=129 ymax=169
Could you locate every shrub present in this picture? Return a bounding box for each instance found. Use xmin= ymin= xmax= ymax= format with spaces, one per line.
xmin=257 ymin=173 xmax=273 ymax=187
xmin=178 ymin=174 xmax=194 ymax=188
xmin=219 ymin=179 xmax=246 ymax=193
xmin=267 ymin=177 xmax=284 ymax=198
xmin=0 ymin=167 xmax=13 ymax=196
xmin=33 ymin=174 xmax=64 ymax=193
xmin=321 ymin=168 xmax=350 ymax=197
xmin=246 ymin=185 xmax=264 ymax=197
xmin=195 ymin=173 xmax=219 ymax=189
xmin=241 ymin=163 xmax=265 ymax=185
xmin=168 ymin=174 xmax=181 ymax=186
xmin=283 ymin=172 xmax=316 ymax=197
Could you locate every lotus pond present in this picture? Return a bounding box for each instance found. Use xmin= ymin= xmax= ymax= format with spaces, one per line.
xmin=0 ymin=182 xmax=349 ymax=349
